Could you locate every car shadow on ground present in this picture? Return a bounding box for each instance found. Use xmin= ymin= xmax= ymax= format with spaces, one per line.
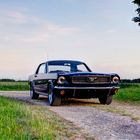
xmin=61 ymin=98 xmax=100 ymax=106
xmin=38 ymin=96 xmax=100 ymax=106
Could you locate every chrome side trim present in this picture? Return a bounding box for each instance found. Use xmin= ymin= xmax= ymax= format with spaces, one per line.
xmin=54 ymin=86 xmax=120 ymax=90
xmin=36 ymin=91 xmax=48 ymax=96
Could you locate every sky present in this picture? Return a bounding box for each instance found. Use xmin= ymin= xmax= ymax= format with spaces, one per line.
xmin=0 ymin=0 xmax=140 ymax=80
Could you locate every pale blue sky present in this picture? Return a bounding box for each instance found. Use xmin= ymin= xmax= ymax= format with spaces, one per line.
xmin=0 ymin=0 xmax=139 ymax=80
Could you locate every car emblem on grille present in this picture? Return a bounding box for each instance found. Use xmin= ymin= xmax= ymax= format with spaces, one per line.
xmin=87 ymin=77 xmax=97 ymax=82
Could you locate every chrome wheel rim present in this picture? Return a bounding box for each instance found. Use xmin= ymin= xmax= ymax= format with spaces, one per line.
xmin=49 ymin=93 xmax=53 ymax=104
xmin=48 ymin=87 xmax=53 ymax=104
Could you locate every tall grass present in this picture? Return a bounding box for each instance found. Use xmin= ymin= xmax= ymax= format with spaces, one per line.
xmin=0 ymin=82 xmax=29 ymax=91
xmin=114 ymin=83 xmax=140 ymax=103
xmin=0 ymin=96 xmax=79 ymax=139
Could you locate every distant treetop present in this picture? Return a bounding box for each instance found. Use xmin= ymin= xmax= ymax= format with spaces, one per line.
xmin=133 ymin=0 xmax=140 ymax=5
xmin=133 ymin=0 xmax=140 ymax=25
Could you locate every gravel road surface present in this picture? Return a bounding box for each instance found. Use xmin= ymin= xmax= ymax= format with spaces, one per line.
xmin=0 ymin=91 xmax=140 ymax=140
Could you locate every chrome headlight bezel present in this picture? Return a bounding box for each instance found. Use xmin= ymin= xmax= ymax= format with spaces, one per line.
xmin=112 ymin=76 xmax=119 ymax=83
xmin=57 ymin=76 xmax=66 ymax=84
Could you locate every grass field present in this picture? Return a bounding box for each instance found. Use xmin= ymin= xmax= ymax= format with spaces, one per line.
xmin=114 ymin=83 xmax=140 ymax=103
xmin=0 ymin=82 xmax=140 ymax=103
xmin=0 ymin=96 xmax=84 ymax=139
xmin=0 ymin=82 xmax=29 ymax=91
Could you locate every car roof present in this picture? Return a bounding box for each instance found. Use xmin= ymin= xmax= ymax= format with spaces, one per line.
xmin=46 ymin=60 xmax=85 ymax=65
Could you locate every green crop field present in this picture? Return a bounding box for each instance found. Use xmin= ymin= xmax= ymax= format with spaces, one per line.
xmin=0 ymin=82 xmax=29 ymax=91
xmin=0 ymin=96 xmax=83 ymax=139
xmin=114 ymin=83 xmax=140 ymax=103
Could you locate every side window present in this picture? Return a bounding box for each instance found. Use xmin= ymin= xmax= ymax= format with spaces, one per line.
xmin=37 ymin=64 xmax=46 ymax=74
xmin=77 ymin=64 xmax=88 ymax=72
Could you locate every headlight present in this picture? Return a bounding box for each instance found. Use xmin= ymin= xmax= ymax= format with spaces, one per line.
xmin=57 ymin=76 xmax=66 ymax=84
xmin=112 ymin=76 xmax=119 ymax=83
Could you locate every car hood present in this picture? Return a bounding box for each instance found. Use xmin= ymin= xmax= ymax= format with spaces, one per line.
xmin=58 ymin=72 xmax=118 ymax=77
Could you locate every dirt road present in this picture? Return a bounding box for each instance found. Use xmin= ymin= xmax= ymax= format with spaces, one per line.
xmin=0 ymin=91 xmax=140 ymax=140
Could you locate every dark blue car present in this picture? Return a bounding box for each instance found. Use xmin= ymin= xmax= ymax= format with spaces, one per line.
xmin=28 ymin=60 xmax=120 ymax=106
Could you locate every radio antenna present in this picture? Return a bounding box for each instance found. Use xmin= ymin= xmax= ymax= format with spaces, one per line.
xmin=46 ymin=52 xmax=49 ymax=73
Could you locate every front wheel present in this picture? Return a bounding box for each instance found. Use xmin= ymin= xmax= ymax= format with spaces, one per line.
xmin=98 ymin=95 xmax=113 ymax=105
xmin=30 ymin=83 xmax=39 ymax=99
xmin=48 ymin=86 xmax=61 ymax=106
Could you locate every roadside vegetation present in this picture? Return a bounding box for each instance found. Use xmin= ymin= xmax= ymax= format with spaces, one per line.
xmin=0 ymin=79 xmax=139 ymax=103
xmin=114 ymin=83 xmax=140 ymax=103
xmin=0 ymin=81 xmax=29 ymax=91
xmin=0 ymin=96 xmax=87 ymax=139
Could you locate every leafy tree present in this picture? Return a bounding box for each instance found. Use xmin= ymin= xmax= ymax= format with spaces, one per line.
xmin=133 ymin=0 xmax=140 ymax=25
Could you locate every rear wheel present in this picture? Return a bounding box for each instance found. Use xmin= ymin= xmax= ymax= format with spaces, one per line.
xmin=30 ymin=83 xmax=39 ymax=99
xmin=48 ymin=85 xmax=61 ymax=106
xmin=98 ymin=95 xmax=113 ymax=105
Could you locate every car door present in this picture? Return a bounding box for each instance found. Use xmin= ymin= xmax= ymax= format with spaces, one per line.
xmin=34 ymin=63 xmax=48 ymax=94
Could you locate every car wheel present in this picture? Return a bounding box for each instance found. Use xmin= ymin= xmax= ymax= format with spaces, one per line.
xmin=98 ymin=95 xmax=113 ymax=105
xmin=30 ymin=83 xmax=39 ymax=99
xmin=48 ymin=85 xmax=61 ymax=106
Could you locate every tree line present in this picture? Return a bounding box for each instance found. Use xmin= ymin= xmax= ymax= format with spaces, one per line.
xmin=0 ymin=79 xmax=27 ymax=82
xmin=121 ymin=78 xmax=140 ymax=83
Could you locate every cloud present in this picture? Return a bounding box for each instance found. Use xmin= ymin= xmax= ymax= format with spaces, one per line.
xmin=0 ymin=9 xmax=28 ymax=24
xmin=63 ymin=0 xmax=80 ymax=3
xmin=5 ymin=10 xmax=26 ymax=22
xmin=0 ymin=9 xmax=79 ymax=44
xmin=21 ymin=34 xmax=48 ymax=43
xmin=46 ymin=23 xmax=79 ymax=35
xmin=107 ymin=29 xmax=116 ymax=34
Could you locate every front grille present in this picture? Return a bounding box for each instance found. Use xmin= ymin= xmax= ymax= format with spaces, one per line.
xmin=72 ymin=75 xmax=111 ymax=84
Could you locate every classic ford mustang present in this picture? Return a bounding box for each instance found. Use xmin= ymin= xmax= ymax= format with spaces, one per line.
xmin=28 ymin=60 xmax=120 ymax=106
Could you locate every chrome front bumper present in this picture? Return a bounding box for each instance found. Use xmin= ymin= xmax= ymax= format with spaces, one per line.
xmin=54 ymin=86 xmax=120 ymax=90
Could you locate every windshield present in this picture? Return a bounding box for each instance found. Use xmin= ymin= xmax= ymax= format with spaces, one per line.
xmin=47 ymin=61 xmax=91 ymax=73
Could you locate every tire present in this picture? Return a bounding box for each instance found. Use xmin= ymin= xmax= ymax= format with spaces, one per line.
xmin=98 ymin=95 xmax=113 ymax=105
xmin=30 ymin=83 xmax=39 ymax=99
xmin=48 ymin=85 xmax=61 ymax=106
